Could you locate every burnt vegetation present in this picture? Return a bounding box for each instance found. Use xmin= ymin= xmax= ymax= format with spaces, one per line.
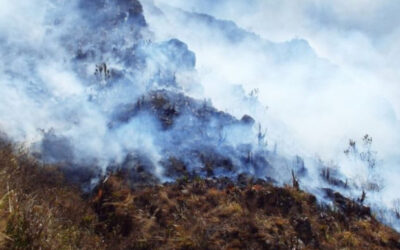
xmin=1 ymin=0 xmax=400 ymax=249
xmin=0 ymin=140 xmax=399 ymax=249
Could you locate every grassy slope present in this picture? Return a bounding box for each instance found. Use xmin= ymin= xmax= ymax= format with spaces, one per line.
xmin=0 ymin=141 xmax=399 ymax=249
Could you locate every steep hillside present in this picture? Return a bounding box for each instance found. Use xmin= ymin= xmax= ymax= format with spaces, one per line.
xmin=0 ymin=141 xmax=399 ymax=249
xmin=1 ymin=0 xmax=400 ymax=247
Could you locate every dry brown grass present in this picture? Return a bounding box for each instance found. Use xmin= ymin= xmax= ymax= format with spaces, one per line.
xmin=0 ymin=142 xmax=103 ymax=249
xmin=0 ymin=140 xmax=399 ymax=249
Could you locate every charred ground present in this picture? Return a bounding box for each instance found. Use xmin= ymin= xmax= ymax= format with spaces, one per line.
xmin=0 ymin=141 xmax=399 ymax=249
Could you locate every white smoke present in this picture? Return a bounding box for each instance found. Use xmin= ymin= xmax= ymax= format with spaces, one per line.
xmin=142 ymin=0 xmax=400 ymax=229
xmin=1 ymin=0 xmax=400 ymax=230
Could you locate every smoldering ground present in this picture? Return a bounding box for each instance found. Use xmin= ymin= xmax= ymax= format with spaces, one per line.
xmin=1 ymin=0 xmax=400 ymax=230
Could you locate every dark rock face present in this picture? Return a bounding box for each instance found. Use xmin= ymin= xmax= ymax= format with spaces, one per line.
xmin=78 ymin=0 xmax=146 ymax=28
xmin=156 ymin=39 xmax=196 ymax=71
xmin=68 ymin=1 xmax=197 ymax=93
xmin=241 ymin=114 xmax=255 ymax=126
xmin=134 ymin=39 xmax=197 ymax=89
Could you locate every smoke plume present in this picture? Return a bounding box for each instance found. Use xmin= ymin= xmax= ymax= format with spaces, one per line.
xmin=1 ymin=0 xmax=400 ymax=230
